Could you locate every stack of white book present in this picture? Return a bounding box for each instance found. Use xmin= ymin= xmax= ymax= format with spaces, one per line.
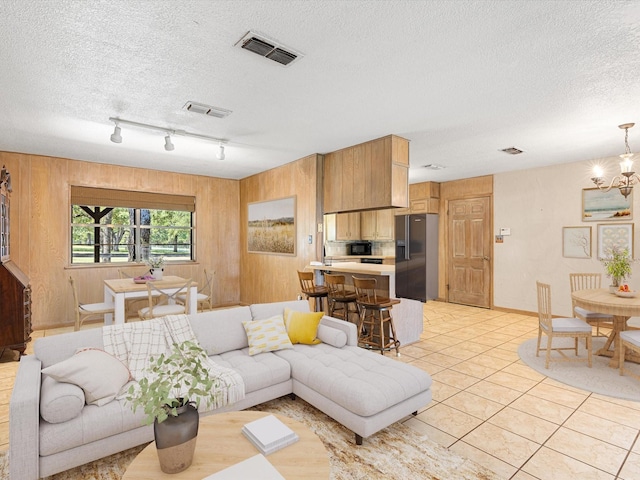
xmin=241 ymin=414 xmax=300 ymax=456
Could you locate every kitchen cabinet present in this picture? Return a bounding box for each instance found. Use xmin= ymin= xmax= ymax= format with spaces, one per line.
xmin=323 ymin=135 xmax=409 ymax=213
xmin=395 ymin=181 xmax=440 ymax=215
xmin=361 ymin=209 xmax=395 ymax=241
xmin=324 ymin=212 xmax=360 ymax=241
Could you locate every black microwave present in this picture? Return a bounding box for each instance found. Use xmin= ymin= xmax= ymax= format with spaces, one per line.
xmin=348 ymin=241 xmax=372 ymax=256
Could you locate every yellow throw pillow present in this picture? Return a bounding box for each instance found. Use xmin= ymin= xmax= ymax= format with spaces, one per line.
xmin=242 ymin=315 xmax=294 ymax=356
xmin=284 ymin=308 xmax=323 ymax=345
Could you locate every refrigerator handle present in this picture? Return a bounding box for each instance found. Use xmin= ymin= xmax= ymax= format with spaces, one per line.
xmin=404 ymin=217 xmax=410 ymax=260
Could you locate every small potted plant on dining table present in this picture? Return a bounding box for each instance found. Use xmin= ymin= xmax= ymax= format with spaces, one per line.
xmin=601 ymin=246 xmax=633 ymax=292
xmin=147 ymin=255 xmax=165 ymax=280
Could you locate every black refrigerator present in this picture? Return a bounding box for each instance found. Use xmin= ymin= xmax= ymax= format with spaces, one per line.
xmin=395 ymin=214 xmax=438 ymax=302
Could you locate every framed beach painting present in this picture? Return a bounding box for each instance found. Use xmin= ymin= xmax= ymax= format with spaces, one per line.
xmin=597 ymin=223 xmax=634 ymax=259
xmin=562 ymin=226 xmax=591 ymax=258
xmin=582 ymin=187 xmax=632 ymax=222
xmin=247 ymin=196 xmax=296 ymax=255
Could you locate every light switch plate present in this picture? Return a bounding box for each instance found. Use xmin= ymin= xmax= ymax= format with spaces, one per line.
xmin=500 ymin=227 xmax=511 ymax=236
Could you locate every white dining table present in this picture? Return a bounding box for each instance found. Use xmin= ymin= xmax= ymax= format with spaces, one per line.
xmin=103 ymin=275 xmax=198 ymax=325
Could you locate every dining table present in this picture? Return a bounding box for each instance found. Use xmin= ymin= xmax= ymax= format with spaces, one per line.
xmin=103 ymin=275 xmax=198 ymax=325
xmin=571 ymin=287 xmax=640 ymax=368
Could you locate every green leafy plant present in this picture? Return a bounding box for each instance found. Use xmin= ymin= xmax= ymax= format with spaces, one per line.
xmin=601 ymin=246 xmax=633 ymax=286
xmin=147 ymin=255 xmax=165 ymax=269
xmin=125 ymin=341 xmax=220 ymax=424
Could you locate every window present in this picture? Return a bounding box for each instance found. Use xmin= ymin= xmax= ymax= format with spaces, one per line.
xmin=70 ymin=187 xmax=195 ymax=264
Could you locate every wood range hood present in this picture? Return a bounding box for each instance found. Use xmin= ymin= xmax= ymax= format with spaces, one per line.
xmin=323 ymin=134 xmax=409 ymax=214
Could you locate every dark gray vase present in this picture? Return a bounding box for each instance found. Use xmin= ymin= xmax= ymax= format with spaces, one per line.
xmin=154 ymin=402 xmax=199 ymax=474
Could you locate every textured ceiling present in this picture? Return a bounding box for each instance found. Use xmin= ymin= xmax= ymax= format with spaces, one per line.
xmin=1 ymin=0 xmax=639 ymax=183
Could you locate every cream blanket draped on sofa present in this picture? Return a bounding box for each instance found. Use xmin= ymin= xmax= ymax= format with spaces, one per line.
xmin=102 ymin=314 xmax=245 ymax=409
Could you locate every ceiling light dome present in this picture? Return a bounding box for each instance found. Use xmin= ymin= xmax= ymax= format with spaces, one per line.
xmin=216 ymin=145 xmax=225 ymax=160
xmin=164 ymin=135 xmax=174 ymax=152
xmin=110 ymin=125 xmax=122 ymax=144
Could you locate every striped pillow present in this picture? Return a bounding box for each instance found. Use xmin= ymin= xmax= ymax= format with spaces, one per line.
xmin=242 ymin=315 xmax=294 ymax=356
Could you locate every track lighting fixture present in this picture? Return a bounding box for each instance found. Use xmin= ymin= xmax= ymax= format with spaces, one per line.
xmin=164 ymin=135 xmax=174 ymax=151
xmin=108 ymin=117 xmax=228 ymax=156
xmin=110 ymin=125 xmax=122 ymax=143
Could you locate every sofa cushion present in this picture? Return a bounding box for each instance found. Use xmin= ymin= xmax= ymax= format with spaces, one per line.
xmin=249 ymin=300 xmax=310 ymax=321
xmin=208 ymin=349 xmax=291 ymax=393
xmin=41 ymin=348 xmax=131 ymax=406
xmin=275 ymin=344 xmax=432 ymax=417
xmin=316 ymin=324 xmax=347 ymax=348
xmin=242 ymin=315 xmax=293 ymax=356
xmin=40 ymin=376 xmax=85 ymax=424
xmin=34 ymin=329 xmax=104 ymax=368
xmin=189 ymin=307 xmax=252 ymax=355
xmin=284 ymin=308 xmax=323 ymax=345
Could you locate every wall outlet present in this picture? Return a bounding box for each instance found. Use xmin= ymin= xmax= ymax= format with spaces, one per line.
xmin=307 ymin=235 xmax=313 ymax=244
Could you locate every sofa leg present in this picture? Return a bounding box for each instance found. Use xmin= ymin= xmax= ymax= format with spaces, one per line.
xmin=355 ymin=434 xmax=363 ymax=445
xmin=289 ymin=393 xmax=297 ymax=400
xmin=412 ymin=411 xmax=418 ymax=416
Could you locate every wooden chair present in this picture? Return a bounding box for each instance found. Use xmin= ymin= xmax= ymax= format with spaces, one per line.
xmin=619 ymin=330 xmax=640 ymax=380
xmin=297 ymin=271 xmax=329 ymax=312
xmin=118 ymin=268 xmax=161 ymax=319
xmin=177 ymin=269 xmax=213 ymax=312
xmin=138 ymin=278 xmax=192 ymax=320
xmin=353 ymin=275 xmax=401 ymax=356
xmin=569 ymin=273 xmax=614 ymax=337
xmin=536 ymin=281 xmax=592 ymax=369
xmin=69 ymin=276 xmax=114 ymax=331
xmin=324 ymin=273 xmax=358 ymax=323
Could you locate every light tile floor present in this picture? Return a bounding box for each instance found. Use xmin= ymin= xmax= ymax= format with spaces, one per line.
xmin=1 ymin=302 xmax=640 ymax=479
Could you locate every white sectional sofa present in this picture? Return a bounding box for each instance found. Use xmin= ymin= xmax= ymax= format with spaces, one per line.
xmin=10 ymin=300 xmax=432 ymax=479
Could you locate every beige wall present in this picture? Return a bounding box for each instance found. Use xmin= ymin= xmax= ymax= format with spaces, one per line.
xmin=494 ymin=157 xmax=640 ymax=317
xmin=0 ymin=152 xmax=241 ymax=329
xmin=239 ymin=154 xmax=322 ymax=305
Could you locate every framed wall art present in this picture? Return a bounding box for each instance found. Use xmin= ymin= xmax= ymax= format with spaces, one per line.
xmin=582 ymin=187 xmax=632 ymax=222
xmin=562 ymin=226 xmax=591 ymax=258
xmin=597 ymin=223 xmax=634 ymax=259
xmin=247 ymin=196 xmax=296 ymax=255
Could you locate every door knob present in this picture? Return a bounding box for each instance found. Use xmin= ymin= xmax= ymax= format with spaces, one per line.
xmin=483 ymin=256 xmax=491 ymax=261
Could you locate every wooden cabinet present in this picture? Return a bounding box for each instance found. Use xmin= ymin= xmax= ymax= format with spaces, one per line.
xmin=324 ymin=212 xmax=360 ymax=241
xmin=395 ymin=181 xmax=440 ymax=215
xmin=323 ymin=135 xmax=409 ymax=213
xmin=335 ymin=212 xmax=360 ymax=240
xmin=361 ymin=209 xmax=395 ymax=240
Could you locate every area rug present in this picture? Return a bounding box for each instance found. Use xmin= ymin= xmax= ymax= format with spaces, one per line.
xmin=518 ymin=336 xmax=640 ymax=402
xmin=0 ymin=397 xmax=499 ymax=480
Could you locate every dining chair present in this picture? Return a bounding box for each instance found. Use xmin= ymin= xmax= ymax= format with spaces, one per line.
xmin=569 ymin=273 xmax=614 ymax=337
xmin=69 ymin=276 xmax=115 ymax=331
xmin=297 ymin=271 xmax=329 ymax=312
xmin=118 ymin=268 xmax=160 ymax=319
xmin=177 ymin=269 xmax=213 ymax=312
xmin=619 ymin=330 xmax=640 ymax=380
xmin=138 ymin=278 xmax=192 ymax=320
xmin=536 ymin=281 xmax=592 ymax=369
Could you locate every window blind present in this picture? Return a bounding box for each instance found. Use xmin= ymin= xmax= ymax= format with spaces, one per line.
xmin=70 ymin=186 xmax=195 ymax=212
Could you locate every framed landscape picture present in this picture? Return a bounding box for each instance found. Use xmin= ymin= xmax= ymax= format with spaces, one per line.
xmin=597 ymin=223 xmax=634 ymax=259
xmin=247 ymin=196 xmax=296 ymax=255
xmin=582 ymin=188 xmax=632 ymax=222
xmin=562 ymin=226 xmax=591 ymax=258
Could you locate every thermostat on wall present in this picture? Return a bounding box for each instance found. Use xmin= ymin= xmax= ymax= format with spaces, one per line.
xmin=500 ymin=228 xmax=511 ymax=236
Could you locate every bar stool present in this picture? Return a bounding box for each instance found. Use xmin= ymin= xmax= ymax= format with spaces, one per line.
xmin=353 ymin=275 xmax=401 ymax=356
xmin=297 ymin=270 xmax=329 ymax=312
xmin=324 ymin=273 xmax=358 ymax=323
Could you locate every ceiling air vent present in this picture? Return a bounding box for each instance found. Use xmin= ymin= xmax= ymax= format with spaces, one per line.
xmin=235 ymin=31 xmax=303 ymax=67
xmin=501 ymin=147 xmax=524 ymax=155
xmin=183 ymin=101 xmax=232 ymax=119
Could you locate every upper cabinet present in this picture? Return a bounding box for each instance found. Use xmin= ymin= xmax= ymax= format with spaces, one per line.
xmin=360 ymin=209 xmax=394 ymax=241
xmin=395 ymin=181 xmax=440 ymax=215
xmin=323 ymin=135 xmax=409 ymax=213
xmin=324 ymin=212 xmax=361 ymax=241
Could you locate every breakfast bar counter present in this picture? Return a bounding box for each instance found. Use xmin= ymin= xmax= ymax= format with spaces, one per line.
xmin=305 ymin=262 xmax=423 ymax=346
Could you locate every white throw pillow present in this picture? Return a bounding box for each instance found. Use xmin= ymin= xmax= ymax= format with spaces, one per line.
xmin=41 ymin=348 xmax=131 ymax=406
xmin=316 ymin=324 xmax=348 ymax=348
xmin=40 ymin=376 xmax=85 ymax=423
xmin=242 ymin=315 xmax=293 ymax=356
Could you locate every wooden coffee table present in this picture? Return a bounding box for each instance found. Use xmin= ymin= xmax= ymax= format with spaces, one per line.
xmin=122 ymin=411 xmax=330 ymax=479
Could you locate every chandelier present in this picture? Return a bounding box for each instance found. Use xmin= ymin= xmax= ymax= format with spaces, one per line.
xmin=591 ymin=123 xmax=638 ymax=198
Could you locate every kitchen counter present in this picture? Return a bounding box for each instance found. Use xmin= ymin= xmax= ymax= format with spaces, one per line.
xmin=325 ymin=255 xmax=394 ymax=260
xmin=304 ymin=263 xmax=423 ymax=346
xmin=306 ymin=262 xmax=395 ymax=277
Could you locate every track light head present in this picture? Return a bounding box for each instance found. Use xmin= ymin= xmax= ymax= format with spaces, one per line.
xmin=164 ymin=135 xmax=174 ymax=151
xmin=110 ymin=125 xmax=122 ymax=144
xmin=216 ymin=144 xmax=225 ymax=160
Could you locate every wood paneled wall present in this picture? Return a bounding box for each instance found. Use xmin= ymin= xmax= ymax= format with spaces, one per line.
xmin=239 ymin=154 xmax=321 ymax=305
xmin=0 ymin=152 xmax=241 ymax=329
